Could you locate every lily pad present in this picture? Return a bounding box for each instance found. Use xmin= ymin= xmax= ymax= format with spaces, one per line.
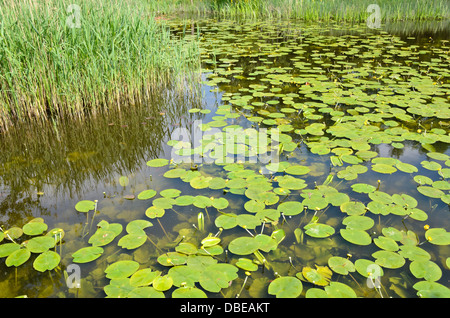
xmin=146 ymin=158 xmax=169 ymax=167
xmin=105 ymin=260 xmax=140 ymax=279
xmin=417 ymin=186 xmax=445 ymax=198
xmin=304 ymin=223 xmax=335 ymax=238
xmin=300 ymin=265 xmax=332 ymax=286
xmin=372 ymin=250 xmax=405 ymax=269
xmin=5 ymin=248 xmax=31 ymax=267
xmin=277 ymin=201 xmax=304 ymax=216
xmin=268 ymin=276 xmax=303 ymax=298
xmin=198 ymin=263 xmax=238 ymax=293
xmin=75 ymin=200 xmax=96 ymax=213
xmin=425 ymin=228 xmax=450 ymax=245
xmin=33 ymin=250 xmax=60 ymax=272
xmin=410 ymin=260 xmax=442 ymax=282
xmin=72 ymin=246 xmax=104 ymax=263
xmin=137 ymin=189 xmax=157 ymax=200
xmin=328 ymin=257 xmax=355 ymax=275
xmin=228 ymin=236 xmax=260 ymax=255
xmin=340 ymin=228 xmax=372 ymax=246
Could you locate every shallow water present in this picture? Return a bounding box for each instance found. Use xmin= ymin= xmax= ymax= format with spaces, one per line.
xmin=0 ymin=19 xmax=449 ymax=298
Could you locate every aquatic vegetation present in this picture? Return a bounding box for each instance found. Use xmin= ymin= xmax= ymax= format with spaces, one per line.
xmin=1 ymin=17 xmax=449 ymax=299
xmin=0 ymin=0 xmax=201 ymax=131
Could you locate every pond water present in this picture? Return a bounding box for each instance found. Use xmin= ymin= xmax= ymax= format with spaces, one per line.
xmin=0 ymin=19 xmax=449 ymax=298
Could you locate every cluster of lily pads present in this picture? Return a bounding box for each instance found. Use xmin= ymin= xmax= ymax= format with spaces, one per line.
xmin=0 ymin=219 xmax=64 ymax=273
xmin=1 ymin=19 xmax=449 ymax=298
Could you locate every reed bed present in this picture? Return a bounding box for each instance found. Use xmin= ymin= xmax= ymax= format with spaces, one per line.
xmin=149 ymin=0 xmax=450 ymax=21
xmin=209 ymin=0 xmax=450 ymax=21
xmin=0 ymin=0 xmax=201 ymax=131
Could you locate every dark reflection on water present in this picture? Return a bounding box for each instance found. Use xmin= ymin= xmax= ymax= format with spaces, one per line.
xmin=0 ymin=19 xmax=449 ymax=298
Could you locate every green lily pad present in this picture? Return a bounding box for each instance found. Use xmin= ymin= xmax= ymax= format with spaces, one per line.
xmin=300 ymin=265 xmax=332 ymax=286
xmin=340 ymin=201 xmax=366 ymax=215
xmin=72 ymin=246 xmax=104 ymax=263
xmin=304 ymin=223 xmax=335 ymax=238
xmin=198 ymin=263 xmax=238 ymax=293
xmin=157 ymin=252 xmax=188 ymax=266
xmin=398 ymin=245 xmax=431 ymax=262
xmin=340 ymin=228 xmax=372 ymax=246
xmin=342 ymin=215 xmax=374 ymax=231
xmin=414 ymin=281 xmax=450 ymax=298
xmin=33 ymin=250 xmax=60 ymax=272
xmin=354 ymin=259 xmax=384 ymax=278
xmin=421 ymin=160 xmax=441 ymax=171
xmin=425 ymin=228 xmax=450 ymax=245
xmin=153 ymin=275 xmax=174 ymax=292
xmin=172 ymin=287 xmax=207 ymax=298
xmin=328 ymin=257 xmax=355 ymax=275
xmin=372 ymin=250 xmax=405 ymax=269
xmin=75 ymin=200 xmax=96 ymax=213
xmin=146 ymin=158 xmax=169 ymax=167
xmin=373 ymin=236 xmax=399 ymax=251
xmin=268 ymin=276 xmax=303 ymax=298
xmin=137 ymin=189 xmax=157 ymax=200
xmin=351 ymin=183 xmax=376 ymax=193
xmin=145 ymin=206 xmax=165 ymax=219
xmin=6 ymin=248 xmax=31 ymax=267
xmin=324 ymin=282 xmax=357 ymax=298
xmin=417 ymin=186 xmax=445 ymax=198
xmin=128 ymin=286 xmax=165 ymax=298
xmin=285 ymin=165 xmax=310 ymax=175
xmin=88 ymin=221 xmax=123 ymax=246
xmin=228 ymin=236 xmax=260 ymax=255
xmin=214 ymin=213 xmax=238 ymax=230
xmin=212 ymin=197 xmax=229 ymax=210
xmin=235 ymin=258 xmax=259 ymax=271
xmin=410 ymin=260 xmax=442 ymax=282
xmin=118 ymin=233 xmax=147 ymax=250
xmin=372 ymin=164 xmax=397 ymax=174
xmin=236 ymin=214 xmax=261 ymax=230
xmin=277 ymin=201 xmax=304 ymax=216
xmin=0 ymin=243 xmax=20 ymax=257
xmin=22 ymin=219 xmax=48 ymax=236
xmin=105 ymin=260 xmax=140 ymax=279
xmin=26 ymin=236 xmax=56 ymax=253
xmin=130 ymin=268 xmax=161 ymax=287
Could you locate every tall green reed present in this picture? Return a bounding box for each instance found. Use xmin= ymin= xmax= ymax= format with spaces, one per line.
xmin=0 ymin=0 xmax=201 ymax=131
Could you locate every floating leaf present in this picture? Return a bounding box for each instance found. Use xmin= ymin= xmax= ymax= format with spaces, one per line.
xmin=228 ymin=237 xmax=260 ymax=255
xmin=198 ymin=263 xmax=238 ymax=293
xmin=277 ymin=201 xmax=304 ymax=216
xmin=373 ymin=236 xmax=399 ymax=251
xmin=340 ymin=201 xmax=366 ymax=215
xmin=301 ymin=265 xmax=332 ymax=286
xmin=130 ymin=268 xmax=161 ymax=287
xmin=157 ymin=252 xmax=187 ymax=267
xmin=75 ymin=200 xmax=96 ymax=213
xmin=268 ymin=276 xmax=303 ymax=298
xmin=153 ymin=275 xmax=174 ymax=292
xmin=304 ymin=223 xmax=335 ymax=238
xmin=372 ymin=250 xmax=405 ymax=269
xmin=324 ymin=282 xmax=356 ymax=298
xmin=137 ymin=189 xmax=157 ymax=200
xmin=417 ymin=186 xmax=445 ymax=198
xmin=340 ymin=228 xmax=372 ymax=246
xmin=425 ymin=228 xmax=450 ymax=245
xmin=5 ymin=248 xmax=30 ymax=267
xmin=414 ymin=281 xmax=450 ymax=298
xmin=146 ymin=158 xmax=169 ymax=167
xmin=0 ymin=243 xmax=20 ymax=257
xmin=33 ymin=250 xmax=60 ymax=272
xmin=351 ymin=183 xmax=376 ymax=193
xmin=342 ymin=215 xmax=374 ymax=231
xmin=22 ymin=219 xmax=48 ymax=236
xmin=26 ymin=236 xmax=55 ymax=253
xmin=145 ymin=206 xmax=165 ymax=219
xmin=72 ymin=246 xmax=104 ymax=263
xmin=372 ymin=164 xmax=397 ymax=174
xmin=105 ymin=260 xmax=140 ymax=279
xmin=172 ymin=287 xmax=207 ymax=298
xmin=235 ymin=258 xmax=259 ymax=271
xmin=328 ymin=257 xmax=355 ymax=275
xmin=410 ymin=260 xmax=442 ymax=282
